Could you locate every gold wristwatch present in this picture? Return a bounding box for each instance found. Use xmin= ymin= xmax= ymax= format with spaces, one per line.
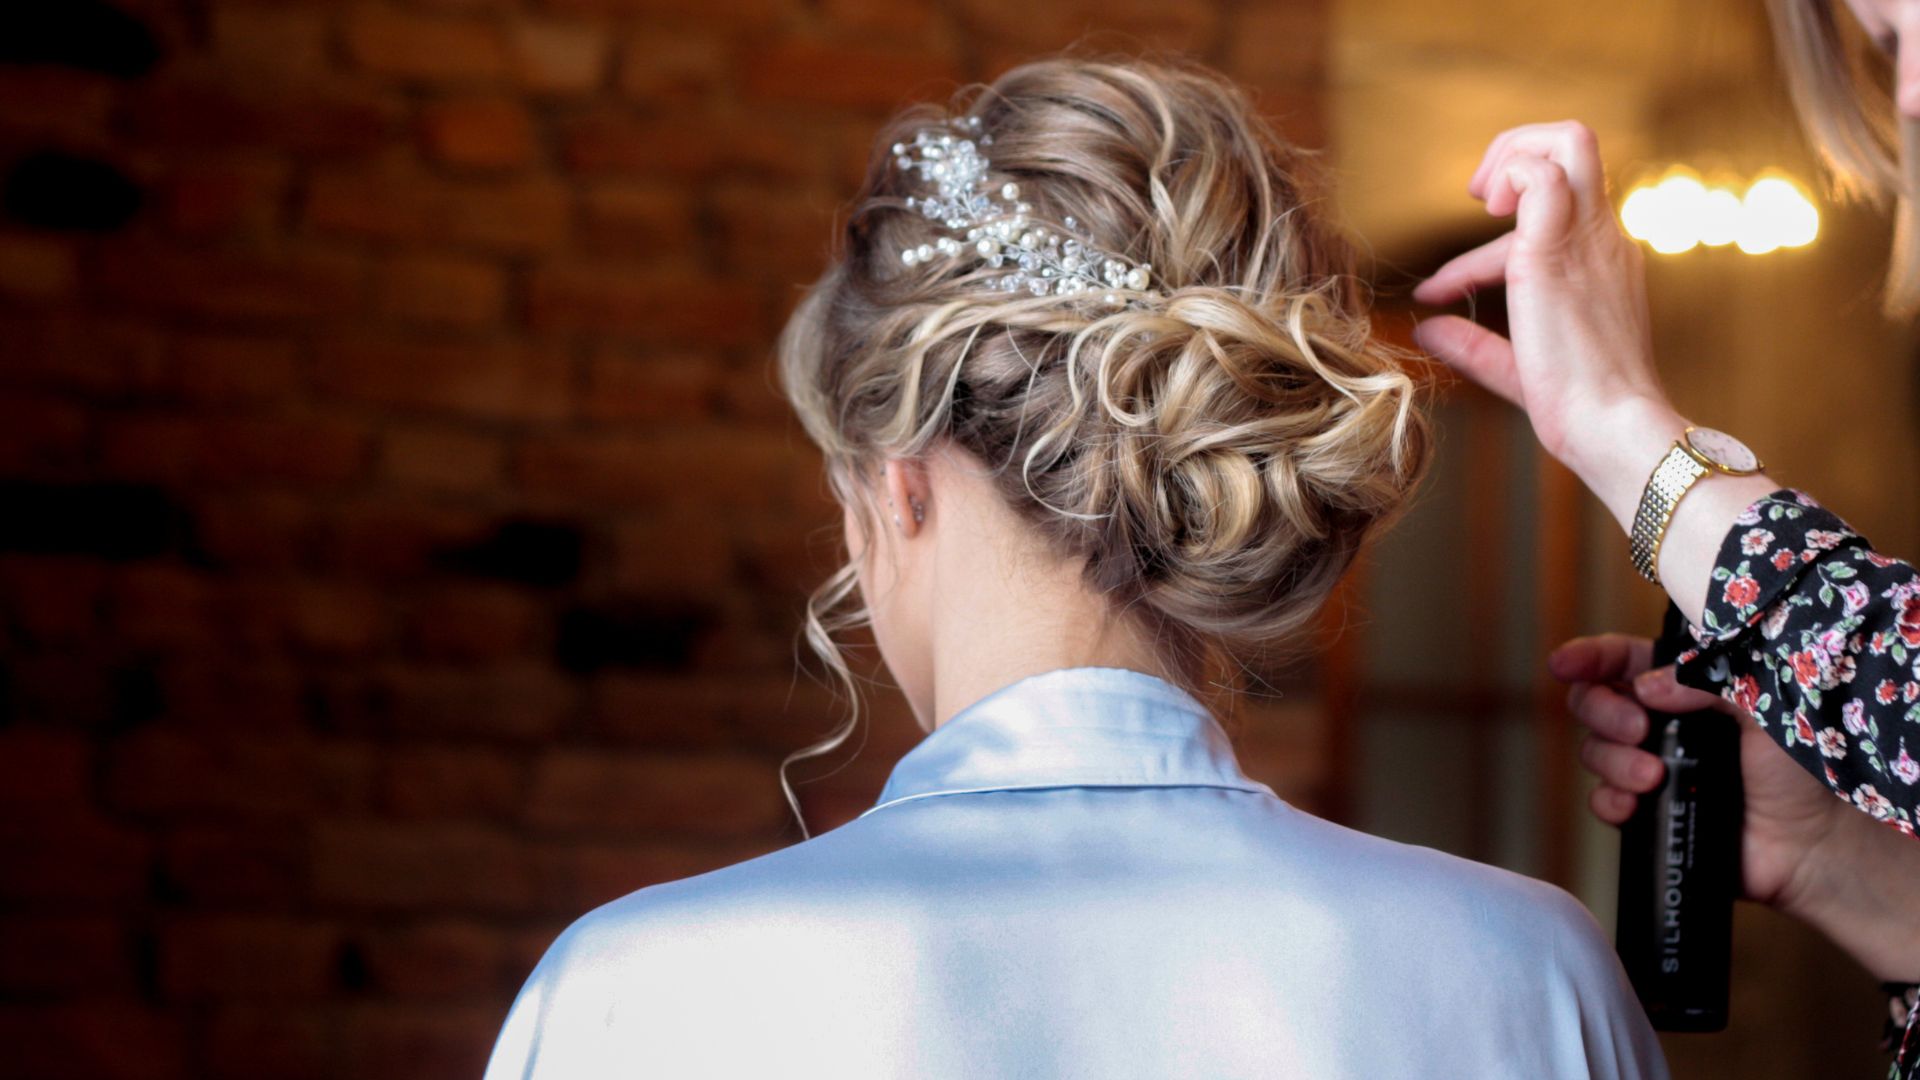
xmin=1629 ymin=425 xmax=1764 ymax=585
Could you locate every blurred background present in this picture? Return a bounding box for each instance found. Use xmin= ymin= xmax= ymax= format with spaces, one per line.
xmin=0 ymin=0 xmax=1911 ymax=1077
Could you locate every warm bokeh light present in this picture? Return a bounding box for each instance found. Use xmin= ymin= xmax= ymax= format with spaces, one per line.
xmin=1619 ymin=169 xmax=1819 ymax=255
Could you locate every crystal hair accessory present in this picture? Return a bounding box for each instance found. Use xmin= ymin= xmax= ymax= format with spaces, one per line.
xmin=891 ymin=115 xmax=1158 ymax=306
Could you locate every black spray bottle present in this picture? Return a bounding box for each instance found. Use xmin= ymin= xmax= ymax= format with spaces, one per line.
xmin=1613 ymin=599 xmax=1744 ymax=1032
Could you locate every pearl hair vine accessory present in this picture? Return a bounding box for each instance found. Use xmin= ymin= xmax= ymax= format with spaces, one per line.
xmin=891 ymin=115 xmax=1158 ymax=307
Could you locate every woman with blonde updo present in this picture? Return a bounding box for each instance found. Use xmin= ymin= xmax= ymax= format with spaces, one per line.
xmin=482 ymin=50 xmax=1668 ymax=1080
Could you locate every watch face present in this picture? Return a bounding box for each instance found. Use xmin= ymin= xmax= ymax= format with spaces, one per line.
xmin=1688 ymin=427 xmax=1759 ymax=471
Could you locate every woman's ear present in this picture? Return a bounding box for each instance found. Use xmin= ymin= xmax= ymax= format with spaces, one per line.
xmin=881 ymin=457 xmax=931 ymax=536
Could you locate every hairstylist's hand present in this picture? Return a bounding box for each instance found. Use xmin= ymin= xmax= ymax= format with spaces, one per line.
xmin=1411 ymin=122 xmax=1683 ymax=521
xmin=1550 ymin=632 xmax=1920 ymax=983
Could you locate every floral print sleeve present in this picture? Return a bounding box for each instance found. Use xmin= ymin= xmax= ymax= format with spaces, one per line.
xmin=1668 ymin=486 xmax=1920 ymax=1080
xmin=1672 ymin=488 xmax=1920 ymax=829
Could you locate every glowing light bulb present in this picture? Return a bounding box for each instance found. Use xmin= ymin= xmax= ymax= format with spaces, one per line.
xmin=1698 ymin=188 xmax=1743 ymax=247
xmin=1737 ymin=176 xmax=1818 ymax=254
xmin=1645 ymin=174 xmax=1706 ymax=254
xmin=1619 ymin=167 xmax=1819 ymax=256
xmin=1620 ymin=186 xmax=1663 ymax=243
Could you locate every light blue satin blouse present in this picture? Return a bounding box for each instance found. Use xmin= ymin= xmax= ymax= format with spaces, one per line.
xmin=483 ymin=665 xmax=1668 ymax=1079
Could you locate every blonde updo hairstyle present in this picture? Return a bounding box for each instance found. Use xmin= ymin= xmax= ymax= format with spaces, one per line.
xmin=775 ymin=50 xmax=1431 ymax=838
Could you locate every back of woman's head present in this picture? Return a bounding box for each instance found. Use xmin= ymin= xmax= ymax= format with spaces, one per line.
xmin=775 ymin=49 xmax=1431 ymax=827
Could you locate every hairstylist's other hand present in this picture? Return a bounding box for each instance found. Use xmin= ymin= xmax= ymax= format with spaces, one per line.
xmin=1411 ymin=122 xmax=1680 ymax=510
xmin=1550 ymin=633 xmax=1920 ymax=983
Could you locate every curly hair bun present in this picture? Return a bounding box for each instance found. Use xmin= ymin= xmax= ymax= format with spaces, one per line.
xmin=777 ymin=48 xmax=1431 ymax=752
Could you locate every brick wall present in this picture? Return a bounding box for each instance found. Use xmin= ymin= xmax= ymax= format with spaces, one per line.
xmin=0 ymin=2 xmax=1329 ymax=1077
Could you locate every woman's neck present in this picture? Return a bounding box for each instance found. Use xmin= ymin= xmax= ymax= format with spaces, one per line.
xmin=921 ymin=495 xmax=1177 ymax=731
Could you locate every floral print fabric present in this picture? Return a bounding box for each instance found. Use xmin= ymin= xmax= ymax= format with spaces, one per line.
xmin=1670 ymin=487 xmax=1920 ymax=1078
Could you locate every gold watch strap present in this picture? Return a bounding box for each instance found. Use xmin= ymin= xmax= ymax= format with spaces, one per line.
xmin=1629 ymin=443 xmax=1710 ymax=585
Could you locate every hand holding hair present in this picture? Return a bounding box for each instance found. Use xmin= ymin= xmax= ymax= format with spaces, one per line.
xmin=1411 ymin=120 xmax=1778 ymax=628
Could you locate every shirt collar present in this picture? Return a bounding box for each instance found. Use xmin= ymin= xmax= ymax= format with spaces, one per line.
xmin=860 ymin=665 xmax=1278 ymax=819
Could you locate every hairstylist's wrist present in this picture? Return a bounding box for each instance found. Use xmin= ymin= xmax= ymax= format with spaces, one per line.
xmin=1556 ymin=394 xmax=1687 ymax=533
xmin=1775 ymin=799 xmax=1920 ymax=983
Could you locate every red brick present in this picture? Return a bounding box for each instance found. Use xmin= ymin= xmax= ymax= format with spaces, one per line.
xmin=316 ymin=741 xmax=381 ymax=814
xmin=345 ymin=7 xmax=509 ymax=82
xmin=126 ymin=78 xmax=401 ymax=159
xmin=578 ymin=181 xmax=696 ymax=258
xmin=0 ymin=68 xmax=116 ymax=141
xmin=592 ymin=671 xmax=882 ymax=755
xmin=0 ymin=392 xmax=90 ymax=475
xmin=204 ymin=1009 xmax=330 ymax=1080
xmin=362 ymin=920 xmax=509 ymax=995
xmin=340 ymin=1004 xmax=501 ymax=1080
xmin=375 ymin=663 xmax=580 ymax=741
xmin=516 ymin=426 xmax=800 ymax=508
xmin=534 ymin=838 xmax=776 ymax=910
xmin=0 ymin=233 xmax=77 ymax=299
xmin=0 ymin=814 xmax=151 ymax=903
xmin=419 ymin=96 xmax=539 ymax=169
xmin=587 ymin=672 xmax=741 ymax=749
xmin=739 ymin=39 xmax=961 ymax=109
xmin=152 ymin=659 xmax=307 ymax=731
xmin=580 ymin=348 xmax=719 ymax=421
xmin=1223 ymin=1 xmax=1329 ymax=85
xmin=957 ymin=0 xmax=1218 ymax=49
xmin=162 ymin=825 xmax=307 ymax=905
xmin=525 ymin=748 xmax=785 ymax=837
xmin=190 ymin=493 xmax=316 ymax=571
xmin=105 ymin=729 xmax=320 ymax=817
xmin=0 ymin=554 xmax=107 ymax=644
xmin=506 ymin=920 xmax=570 ymax=977
xmin=92 ymin=247 xmax=367 ymax=324
xmin=99 ymin=414 xmax=372 ymax=489
xmin=2 ymin=653 xmax=120 ymax=729
xmin=0 ymin=1004 xmax=189 ymax=1080
xmin=224 ymin=578 xmax=390 ymax=659
xmin=314 ymin=820 xmax=536 ymax=912
xmin=159 ymin=916 xmax=343 ymax=1000
xmin=156 ymin=158 xmax=290 ymax=238
xmin=507 ymin=18 xmax=611 ymax=96
xmin=541 ymin=0 xmax=792 ymax=29
xmin=306 ymin=167 xmax=570 ymax=254
xmin=0 ymin=314 xmax=156 ymax=397
xmin=316 ymin=337 xmax=573 ymax=422
xmin=561 ymin=109 xmax=815 ymax=181
xmin=109 ymin=564 xmax=222 ymax=652
xmin=132 ymin=335 xmax=302 ymax=406
xmin=609 ymin=509 xmax=734 ymax=591
xmin=210 ymin=5 xmax=332 ymax=73
xmin=737 ymin=505 xmax=840 ymax=592
xmin=526 ymin=265 xmax=763 ymax=345
xmin=403 ymin=583 xmax=541 ymax=661
xmin=0 ymin=916 xmax=133 ymax=996
xmin=377 ymin=425 xmax=507 ymax=493
xmin=380 ymin=745 xmax=524 ymax=819
xmin=821 ymin=0 xmax=940 ymax=35
xmin=709 ymin=180 xmax=835 ymax=278
xmin=315 ymin=500 xmax=493 ymax=579
xmin=374 ymin=254 xmax=507 ymax=328
xmin=717 ymin=358 xmax=800 ymax=423
xmin=616 ymin=31 xmax=725 ymax=102
xmin=0 ymin=728 xmax=91 ymax=815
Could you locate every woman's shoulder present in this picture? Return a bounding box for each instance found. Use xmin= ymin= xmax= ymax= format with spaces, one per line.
xmin=1275 ymin=807 xmax=1620 ymax=967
